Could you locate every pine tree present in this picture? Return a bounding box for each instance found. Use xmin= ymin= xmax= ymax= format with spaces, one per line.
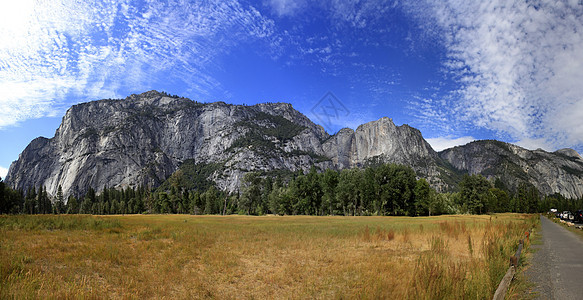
xmin=240 ymin=172 xmax=261 ymax=215
xmin=26 ymin=187 xmax=36 ymax=214
xmin=459 ymin=175 xmax=492 ymax=214
xmin=37 ymin=186 xmax=51 ymax=214
xmin=203 ymin=187 xmax=219 ymax=214
xmin=79 ymin=199 xmax=92 ymax=214
xmin=305 ymin=166 xmax=323 ymax=215
xmin=67 ymin=195 xmax=79 ymax=214
xmin=414 ymin=178 xmax=432 ymax=216
xmin=320 ymin=169 xmax=339 ymax=215
xmin=55 ymin=185 xmax=65 ymax=214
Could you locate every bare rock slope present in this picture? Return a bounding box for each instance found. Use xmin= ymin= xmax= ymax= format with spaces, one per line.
xmin=6 ymin=91 xmax=583 ymax=199
xmin=440 ymin=140 xmax=583 ymax=199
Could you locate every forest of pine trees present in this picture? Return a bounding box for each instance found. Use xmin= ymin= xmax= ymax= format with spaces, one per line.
xmin=1 ymin=163 xmax=582 ymax=215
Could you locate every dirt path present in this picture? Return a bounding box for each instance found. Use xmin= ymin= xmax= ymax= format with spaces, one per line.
xmin=526 ymin=215 xmax=583 ymax=299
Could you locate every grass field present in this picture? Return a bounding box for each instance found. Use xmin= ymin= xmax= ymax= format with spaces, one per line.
xmin=0 ymin=214 xmax=537 ymax=299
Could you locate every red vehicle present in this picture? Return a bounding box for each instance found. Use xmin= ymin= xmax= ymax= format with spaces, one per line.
xmin=574 ymin=210 xmax=583 ymax=223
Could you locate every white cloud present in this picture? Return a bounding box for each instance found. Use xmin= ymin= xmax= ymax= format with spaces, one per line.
xmin=406 ymin=1 xmax=583 ymax=151
xmin=0 ymin=166 xmax=7 ymax=180
xmin=265 ymin=0 xmax=306 ymax=17
xmin=0 ymin=0 xmax=278 ymax=129
xmin=426 ymin=136 xmax=475 ymax=152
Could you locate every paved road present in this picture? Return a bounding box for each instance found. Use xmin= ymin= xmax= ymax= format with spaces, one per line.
xmin=526 ymin=216 xmax=583 ymax=299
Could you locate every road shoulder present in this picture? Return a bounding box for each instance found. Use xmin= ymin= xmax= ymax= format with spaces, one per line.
xmin=525 ymin=215 xmax=583 ymax=299
xmin=524 ymin=220 xmax=552 ymax=299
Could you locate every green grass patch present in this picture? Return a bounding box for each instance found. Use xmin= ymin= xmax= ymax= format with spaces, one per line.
xmin=0 ymin=215 xmax=122 ymax=231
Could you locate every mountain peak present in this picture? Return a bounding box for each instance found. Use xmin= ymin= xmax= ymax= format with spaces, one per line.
xmin=555 ymin=148 xmax=582 ymax=160
xmin=135 ymin=90 xmax=165 ymax=98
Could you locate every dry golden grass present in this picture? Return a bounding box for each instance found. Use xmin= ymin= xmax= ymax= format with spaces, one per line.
xmin=0 ymin=214 xmax=537 ymax=299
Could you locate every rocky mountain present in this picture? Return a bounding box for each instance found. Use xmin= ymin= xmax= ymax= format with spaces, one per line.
xmin=5 ymin=91 xmax=583 ymax=199
xmin=440 ymin=140 xmax=583 ymax=198
xmin=322 ymin=117 xmax=454 ymax=190
xmin=5 ymin=91 xmax=444 ymax=198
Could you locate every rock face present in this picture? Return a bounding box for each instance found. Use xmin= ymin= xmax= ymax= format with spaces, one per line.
xmin=439 ymin=140 xmax=583 ymax=199
xmin=5 ymin=91 xmax=583 ymax=199
xmin=6 ymin=91 xmax=332 ymax=197
xmin=322 ymin=117 xmax=452 ymax=190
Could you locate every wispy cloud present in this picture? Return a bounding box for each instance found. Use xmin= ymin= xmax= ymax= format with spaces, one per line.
xmin=264 ymin=0 xmax=307 ymax=17
xmin=0 ymin=0 xmax=277 ymax=129
xmin=406 ymin=0 xmax=583 ymax=151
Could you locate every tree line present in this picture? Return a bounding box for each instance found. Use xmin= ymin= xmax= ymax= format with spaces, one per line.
xmin=1 ymin=163 xmax=582 ymax=216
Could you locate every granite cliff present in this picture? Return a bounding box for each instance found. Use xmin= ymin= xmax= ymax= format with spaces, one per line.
xmin=439 ymin=140 xmax=583 ymax=199
xmin=6 ymin=91 xmax=583 ymax=199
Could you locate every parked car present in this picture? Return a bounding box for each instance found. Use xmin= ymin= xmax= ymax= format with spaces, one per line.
xmin=573 ymin=210 xmax=583 ymax=223
xmin=568 ymin=212 xmax=575 ymax=222
xmin=561 ymin=211 xmax=571 ymax=220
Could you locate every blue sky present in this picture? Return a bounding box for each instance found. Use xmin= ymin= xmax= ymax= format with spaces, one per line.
xmin=2 ymin=0 xmax=583 ymax=179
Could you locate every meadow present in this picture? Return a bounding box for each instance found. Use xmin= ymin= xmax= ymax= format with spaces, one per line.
xmin=0 ymin=214 xmax=537 ymax=299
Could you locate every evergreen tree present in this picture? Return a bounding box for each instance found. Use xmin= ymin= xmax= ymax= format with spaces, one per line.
xmin=320 ymin=169 xmax=339 ymax=215
xmin=290 ymin=173 xmax=310 ymax=215
xmin=336 ymin=168 xmax=361 ymax=216
xmin=24 ymin=187 xmax=37 ymax=214
xmin=305 ymin=166 xmax=323 ymax=215
xmin=134 ymin=191 xmax=145 ymax=214
xmin=158 ymin=193 xmax=171 ymax=213
xmin=459 ymin=175 xmax=492 ymax=214
xmin=262 ymin=176 xmax=273 ymax=214
xmin=79 ymin=199 xmax=92 ymax=214
xmin=55 ymin=185 xmax=65 ymax=214
xmin=375 ymin=164 xmax=391 ymax=215
xmin=360 ymin=168 xmax=378 ymax=215
xmin=526 ymin=184 xmax=540 ymax=213
xmin=102 ymin=187 xmax=110 ymax=206
xmin=375 ymin=164 xmax=417 ymax=215
xmin=181 ymin=190 xmax=191 ymax=214
xmin=86 ymin=187 xmax=97 ymax=204
xmin=0 ymin=183 xmax=23 ymax=214
xmin=489 ymin=187 xmax=510 ymax=213
xmin=203 ymin=186 xmax=219 ymax=214
xmin=143 ymin=189 xmax=156 ymax=213
xmin=91 ymin=202 xmax=99 ymax=215
xmin=67 ymin=195 xmax=79 ymax=214
xmin=240 ymin=172 xmax=261 ymax=215
xmin=127 ymin=198 xmax=136 ymax=214
xmin=268 ymin=185 xmax=282 ymax=215
xmin=414 ymin=178 xmax=432 ymax=216
xmin=223 ymin=194 xmax=236 ymax=215
xmin=37 ymin=186 xmax=52 ymax=214
xmin=189 ymin=191 xmax=201 ymax=214
xmin=432 ymin=193 xmax=455 ymax=215
xmin=516 ymin=183 xmax=540 ymax=213
xmin=120 ymin=201 xmax=128 ymax=215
